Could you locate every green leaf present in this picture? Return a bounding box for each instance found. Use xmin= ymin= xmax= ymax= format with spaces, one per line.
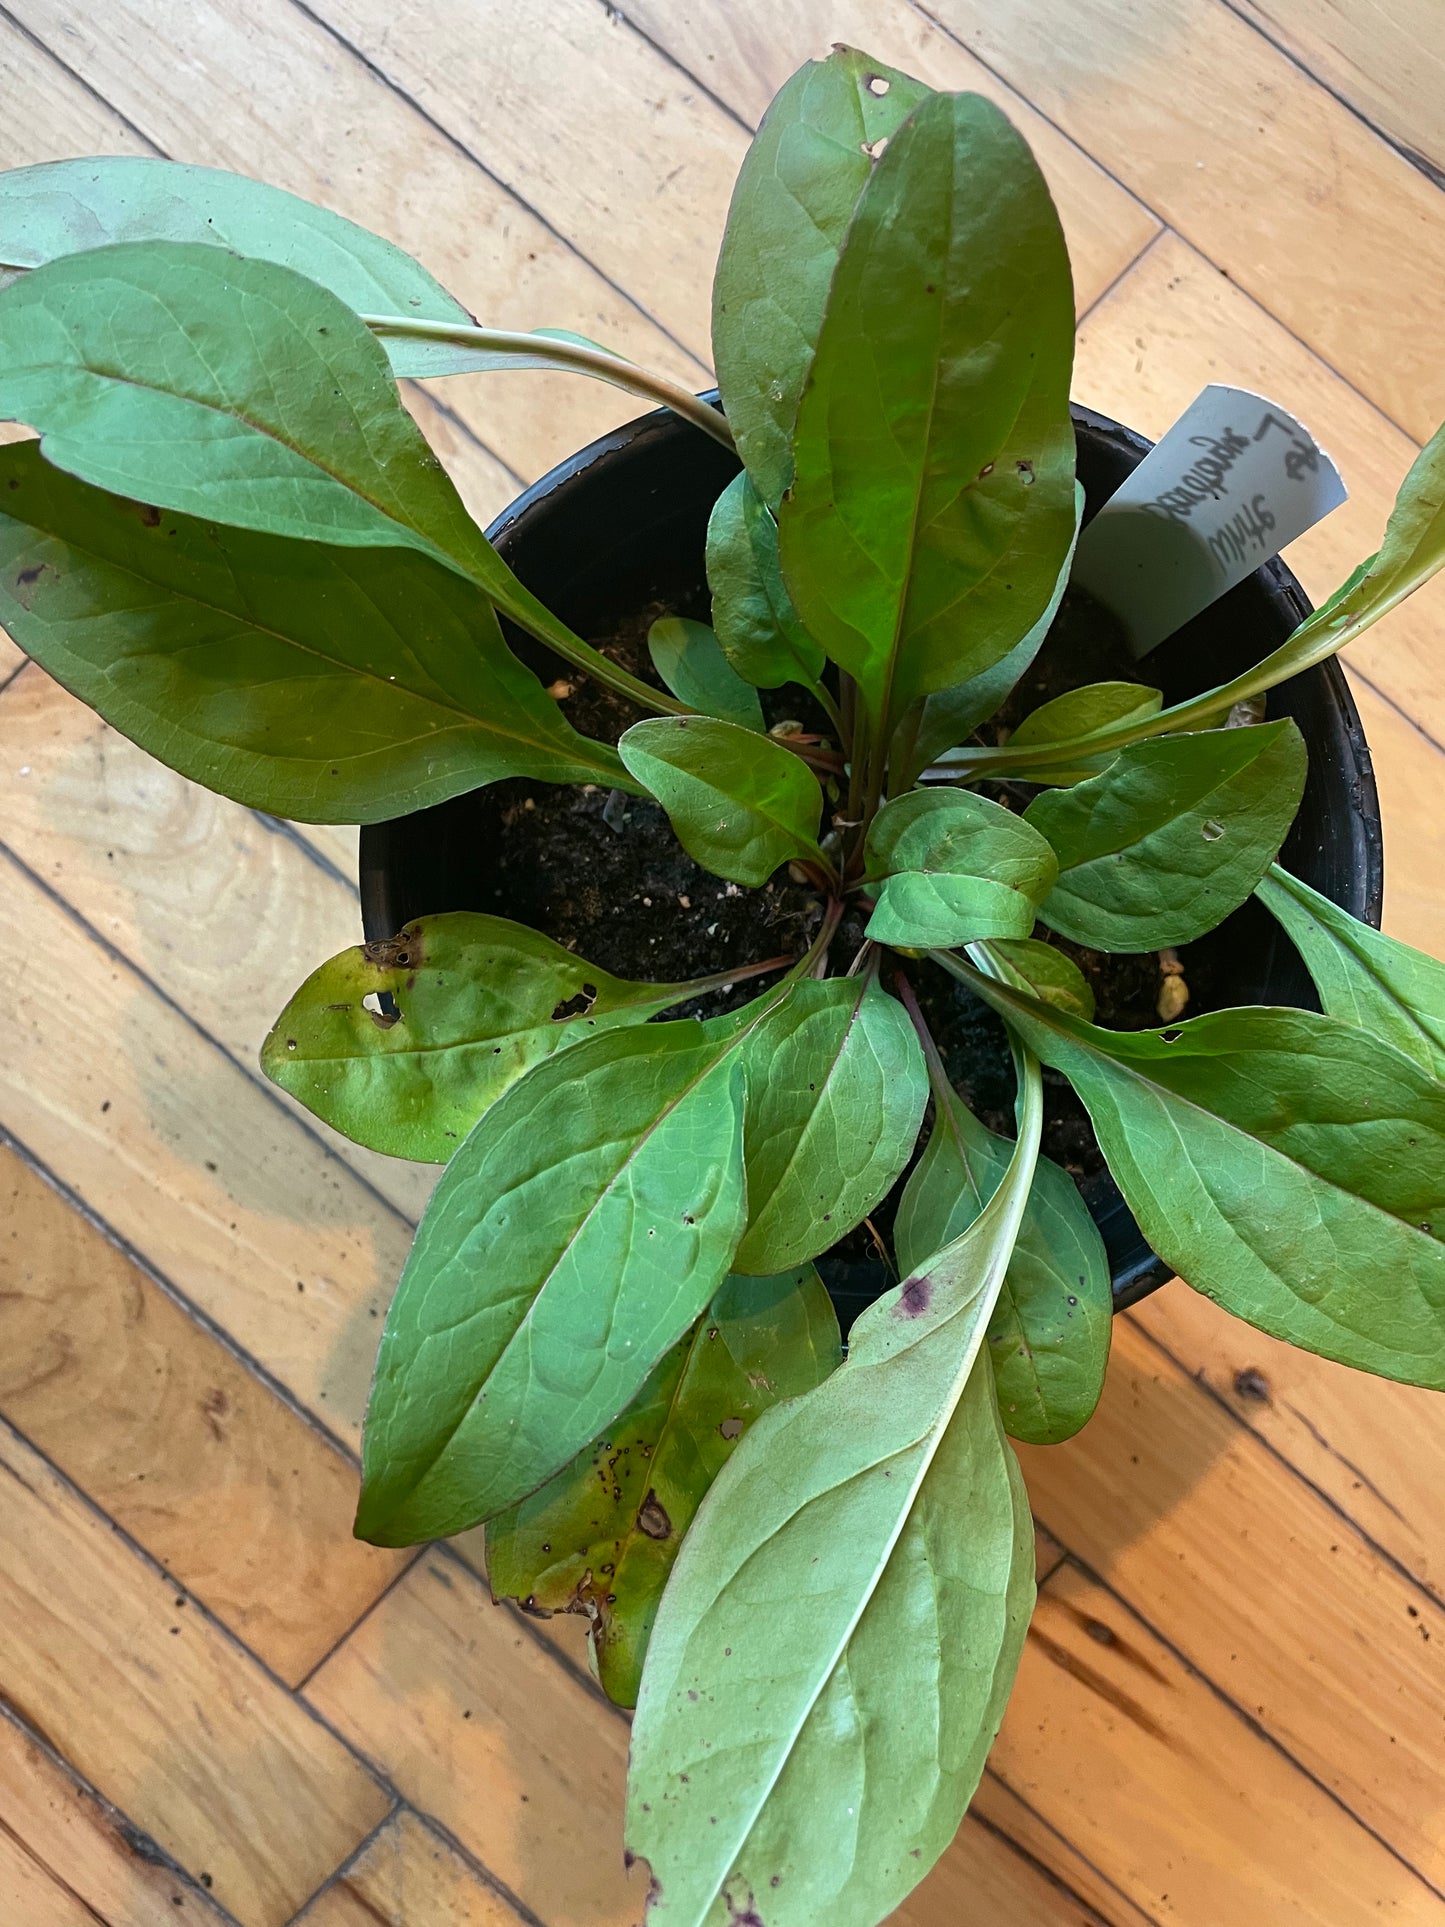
xmin=712 ymin=47 xmax=931 ymax=510
xmin=618 ymin=715 xmax=825 ymax=887
xmin=730 ymin=976 xmax=928 ymax=1273
xmin=0 ymin=240 xmax=666 ymax=707
xmin=0 ymin=443 xmax=626 ymax=819
xmin=778 ymin=91 xmax=1076 ymax=731
xmin=864 ymin=788 xmax=1058 ymax=949
xmin=367 ymin=323 xmax=625 ymax=381
xmin=355 ymin=1021 xmax=748 ymax=1545
xmin=263 ymin=914 xmax=751 ymax=1162
xmin=1007 ymin=680 xmax=1162 ymax=786
xmin=955 ymin=958 xmax=1445 ymax=1390
xmin=648 ymin=616 xmax=765 ymax=731
xmin=895 ymin=1080 xmax=1110 ymax=1444
xmin=706 ymin=470 xmax=824 ymax=690
xmin=626 ymin=1052 xmax=1042 ymax=1927
xmin=987 ymin=938 xmax=1095 ymax=1021
xmin=1257 ymin=865 xmax=1445 ymax=1077
xmin=902 ymin=482 xmax=1085 ymax=782
xmin=487 ymin=1266 xmax=840 ymax=1708
xmin=1025 ymin=720 xmax=1307 ymax=952
xmin=0 ymin=156 xmax=471 ymax=378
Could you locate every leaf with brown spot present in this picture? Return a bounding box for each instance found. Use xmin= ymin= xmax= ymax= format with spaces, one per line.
xmin=487 ymin=1267 xmax=839 ymax=1708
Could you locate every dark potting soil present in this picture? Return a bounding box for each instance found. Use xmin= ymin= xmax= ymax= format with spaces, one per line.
xmin=468 ymin=580 xmax=1225 ymax=1278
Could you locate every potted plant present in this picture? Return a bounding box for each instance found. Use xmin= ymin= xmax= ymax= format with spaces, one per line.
xmin=1 ymin=45 xmax=1442 ymax=1927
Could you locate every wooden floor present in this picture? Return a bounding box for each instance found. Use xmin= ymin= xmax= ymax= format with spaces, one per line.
xmin=0 ymin=3 xmax=1443 ymax=1922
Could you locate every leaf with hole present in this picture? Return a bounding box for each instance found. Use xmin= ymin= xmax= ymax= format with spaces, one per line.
xmin=1258 ymin=864 xmax=1445 ymax=1077
xmin=487 ymin=1265 xmax=840 ymax=1707
xmin=864 ymin=788 xmax=1058 ymax=949
xmin=0 ymin=155 xmax=471 ymax=376
xmin=728 ymin=975 xmax=928 ymax=1274
xmin=0 ymin=443 xmax=627 ymax=819
xmin=262 ymin=914 xmax=767 ymax=1161
xmin=895 ymin=1077 xmax=1110 ymax=1444
xmin=355 ymin=1021 xmax=749 ymax=1545
xmin=779 ymin=90 xmax=1076 ymax=732
xmin=706 ymin=470 xmax=824 ymax=692
xmin=618 ymin=715 xmax=826 ymax=886
xmin=648 ymin=616 xmax=764 ymax=731
xmin=712 ymin=46 xmax=931 ymax=510
xmin=1025 ymin=720 xmax=1307 ymax=951
xmin=955 ymin=958 xmax=1445 ymax=1391
xmin=626 ymin=1054 xmax=1041 ymax=1927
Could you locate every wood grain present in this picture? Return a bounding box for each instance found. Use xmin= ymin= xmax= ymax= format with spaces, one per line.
xmin=994 ymin=1561 xmax=1438 ymax=1922
xmin=926 ymin=0 xmax=1445 ymax=442
xmin=1016 ymin=1318 xmax=1445 ymax=1885
xmin=300 ymin=1808 xmax=527 ymax=1927
xmin=0 ymin=1144 xmax=411 ymax=1684
xmin=0 ymin=1708 xmax=228 ymax=1925
xmin=0 ymin=1417 xmax=389 ymax=1927
xmin=971 ymin=1774 xmax=1159 ymax=1927
xmin=620 ymin=0 xmax=1160 ymax=312
xmin=0 ymin=844 xmax=411 ymax=1450
xmin=0 ymin=1826 xmax=99 ymax=1927
xmin=306 ymin=1553 xmax=641 ymax=1927
xmin=1233 ymin=0 xmax=1445 ymax=182
xmin=0 ymin=666 xmax=437 ymax=1223
xmin=4 ymin=0 xmax=710 ymax=488
xmin=1072 ymin=232 xmax=1445 ymax=745
xmin=0 ymin=20 xmax=153 ymax=165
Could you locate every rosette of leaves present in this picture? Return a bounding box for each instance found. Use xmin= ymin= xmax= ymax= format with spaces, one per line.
xmin=3 ymin=48 xmax=1445 ymax=1927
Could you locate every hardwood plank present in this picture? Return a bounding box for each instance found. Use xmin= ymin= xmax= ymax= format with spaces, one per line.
xmin=890 ymin=1805 xmax=1117 ymax=1927
xmin=970 ymin=1774 xmax=1158 ymax=1927
xmin=1072 ymin=231 xmax=1445 ymax=744
xmin=0 ymin=1418 xmax=389 ymax=1927
xmin=1015 ymin=1318 xmax=1445 ymax=1886
xmin=993 ymin=1562 xmax=1437 ymax=1922
xmin=1347 ymin=674 xmax=1445 ymax=961
xmin=0 ymin=21 xmax=153 ymax=165
xmin=0 ymin=1709 xmax=228 ymax=1924
xmin=307 ymin=0 xmax=746 ymax=363
xmin=0 ymin=1827 xmax=97 ymax=1927
xmin=300 ymin=1809 xmax=527 ymax=1926
xmin=6 ymin=0 xmax=710 ymax=487
xmin=306 ymin=1553 xmax=643 ymax=1927
xmin=620 ymin=0 xmax=1160 ymax=311
xmin=0 ymin=665 xmax=437 ymax=1223
xmin=0 ymin=1144 xmax=411 ymax=1684
xmin=1233 ymin=0 xmax=1445 ymax=182
xmin=924 ymin=0 xmax=1445 ymax=442
xmin=0 ymin=845 xmax=412 ymax=1450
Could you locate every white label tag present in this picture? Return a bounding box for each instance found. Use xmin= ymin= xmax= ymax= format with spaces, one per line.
xmin=1071 ymin=384 xmax=1347 ymax=658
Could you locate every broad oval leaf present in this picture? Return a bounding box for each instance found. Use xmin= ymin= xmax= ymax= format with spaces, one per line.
xmin=865 ymin=788 xmax=1058 ymax=949
xmin=0 ymin=242 xmax=491 ymax=572
xmin=0 ymin=443 xmax=626 ymax=819
xmin=618 ymin=715 xmax=825 ymax=887
xmin=1025 ymin=719 xmax=1307 ymax=951
xmin=706 ymin=470 xmax=824 ymax=691
xmin=627 ymin=1064 xmax=1042 ymax=1927
xmin=895 ymin=1079 xmax=1110 ymax=1444
xmin=648 ymin=616 xmax=764 ymax=731
xmin=959 ymin=960 xmax=1445 ymax=1390
xmin=712 ymin=47 xmax=931 ymax=510
xmin=1257 ymin=865 xmax=1445 ymax=1078
xmin=487 ymin=1266 xmax=840 ymax=1707
xmin=731 ymin=976 xmax=928 ymax=1273
xmin=903 ymin=482 xmax=1084 ymax=782
xmin=0 ymin=155 xmax=471 ymax=377
xmin=263 ymin=914 xmax=748 ymax=1161
xmin=1007 ymin=679 xmax=1162 ymax=786
xmin=779 ymin=90 xmax=1076 ymax=732
xmin=355 ymin=1022 xmax=747 ymax=1545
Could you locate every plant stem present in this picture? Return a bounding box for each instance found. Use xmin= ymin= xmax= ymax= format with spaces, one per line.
xmin=362 ymin=315 xmax=735 ymax=451
xmin=670 ymin=953 xmax=794 ymax=999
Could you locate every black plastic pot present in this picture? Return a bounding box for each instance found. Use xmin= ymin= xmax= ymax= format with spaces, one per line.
xmin=360 ymin=399 xmax=1383 ymax=1314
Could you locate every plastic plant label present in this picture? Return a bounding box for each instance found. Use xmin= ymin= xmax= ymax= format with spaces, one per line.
xmin=1072 ymin=384 xmax=1347 ymax=657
